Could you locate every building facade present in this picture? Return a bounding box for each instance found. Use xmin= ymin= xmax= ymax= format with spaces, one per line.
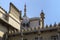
xmin=0 ymin=2 xmax=60 ymax=40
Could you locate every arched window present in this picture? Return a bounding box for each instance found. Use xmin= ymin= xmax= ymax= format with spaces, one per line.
xmin=26 ymin=23 xmax=29 ymax=27
xmin=26 ymin=21 xmax=30 ymax=27
xmin=21 ymin=21 xmax=30 ymax=27
xmin=22 ymin=23 xmax=25 ymax=27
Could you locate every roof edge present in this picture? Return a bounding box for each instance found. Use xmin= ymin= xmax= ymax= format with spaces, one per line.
xmin=0 ymin=6 xmax=7 ymax=13
xmin=9 ymin=2 xmax=21 ymax=13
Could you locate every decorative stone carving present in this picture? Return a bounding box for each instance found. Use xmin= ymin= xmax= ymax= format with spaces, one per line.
xmin=54 ymin=22 xmax=57 ymax=27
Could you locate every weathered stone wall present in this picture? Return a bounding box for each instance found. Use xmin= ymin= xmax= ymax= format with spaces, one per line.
xmin=0 ymin=24 xmax=8 ymax=37
xmin=30 ymin=20 xmax=40 ymax=28
xmin=8 ymin=30 xmax=58 ymax=40
xmin=9 ymin=3 xmax=21 ymax=30
xmin=0 ymin=7 xmax=8 ymax=38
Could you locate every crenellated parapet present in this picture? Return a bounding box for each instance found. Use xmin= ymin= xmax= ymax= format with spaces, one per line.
xmin=8 ymin=22 xmax=60 ymax=35
xmin=23 ymin=27 xmax=40 ymax=32
xmin=19 ymin=21 xmax=60 ymax=33
xmin=45 ymin=22 xmax=60 ymax=28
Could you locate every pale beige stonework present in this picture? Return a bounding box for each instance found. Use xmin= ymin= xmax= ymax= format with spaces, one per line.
xmin=30 ymin=20 xmax=40 ymax=28
xmin=0 ymin=3 xmax=60 ymax=40
xmin=8 ymin=29 xmax=59 ymax=40
xmin=9 ymin=3 xmax=20 ymax=20
xmin=0 ymin=7 xmax=6 ymax=18
xmin=9 ymin=16 xmax=20 ymax=30
xmin=8 ymin=3 xmax=21 ymax=30
xmin=0 ymin=24 xmax=8 ymax=37
xmin=0 ymin=7 xmax=8 ymax=38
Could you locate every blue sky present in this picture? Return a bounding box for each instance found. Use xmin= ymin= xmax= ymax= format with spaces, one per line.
xmin=0 ymin=0 xmax=60 ymax=26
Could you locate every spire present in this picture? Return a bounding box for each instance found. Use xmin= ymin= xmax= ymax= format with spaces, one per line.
xmin=23 ymin=3 xmax=26 ymax=17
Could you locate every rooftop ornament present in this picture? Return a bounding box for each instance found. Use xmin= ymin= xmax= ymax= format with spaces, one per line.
xmin=54 ymin=22 xmax=57 ymax=27
xmin=46 ymin=25 xmax=48 ymax=28
xmin=58 ymin=22 xmax=60 ymax=26
xmin=49 ymin=24 xmax=52 ymax=27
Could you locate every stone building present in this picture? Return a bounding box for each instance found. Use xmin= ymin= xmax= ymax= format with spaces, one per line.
xmin=0 ymin=2 xmax=60 ymax=40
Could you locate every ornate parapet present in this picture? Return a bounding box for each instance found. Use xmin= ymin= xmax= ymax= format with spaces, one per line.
xmin=20 ymin=27 xmax=40 ymax=33
xmin=45 ymin=22 xmax=58 ymax=29
xmin=8 ymin=22 xmax=60 ymax=35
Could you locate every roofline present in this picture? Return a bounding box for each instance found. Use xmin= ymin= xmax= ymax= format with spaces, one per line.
xmin=9 ymin=2 xmax=21 ymax=14
xmin=0 ymin=6 xmax=7 ymax=13
xmin=8 ymin=26 xmax=60 ymax=36
xmin=0 ymin=11 xmax=18 ymax=31
xmin=0 ymin=18 xmax=18 ymax=31
xmin=29 ymin=17 xmax=40 ymax=21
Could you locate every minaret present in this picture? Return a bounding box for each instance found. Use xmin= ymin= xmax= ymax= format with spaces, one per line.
xmin=40 ymin=10 xmax=45 ymax=28
xmin=23 ymin=4 xmax=26 ymax=17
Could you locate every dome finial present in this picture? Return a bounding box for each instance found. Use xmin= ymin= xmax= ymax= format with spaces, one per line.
xmin=23 ymin=3 xmax=26 ymax=17
xmin=41 ymin=10 xmax=43 ymax=12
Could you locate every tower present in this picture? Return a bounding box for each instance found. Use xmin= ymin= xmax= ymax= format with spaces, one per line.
xmin=21 ymin=4 xmax=30 ymax=28
xmin=40 ymin=10 xmax=45 ymax=28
